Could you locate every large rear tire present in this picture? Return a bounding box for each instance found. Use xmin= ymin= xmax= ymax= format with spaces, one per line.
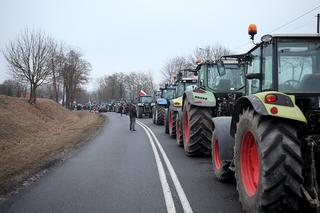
xmin=164 ymin=109 xmax=169 ymax=134
xmin=169 ymin=110 xmax=177 ymax=138
xmin=155 ymin=105 xmax=165 ymax=125
xmin=234 ymin=109 xmax=303 ymax=213
xmin=183 ymin=101 xmax=212 ymax=156
xmin=212 ymin=130 xmax=233 ymax=182
xmin=176 ymin=112 xmax=183 ymax=147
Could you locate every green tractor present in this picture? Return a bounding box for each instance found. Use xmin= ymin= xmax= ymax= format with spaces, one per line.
xmin=165 ymin=74 xmax=197 ymax=138
xmin=136 ymin=95 xmax=153 ymax=118
xmin=152 ymin=84 xmax=176 ymax=125
xmin=180 ymin=60 xmax=245 ymax=156
xmin=212 ymin=25 xmax=320 ymax=212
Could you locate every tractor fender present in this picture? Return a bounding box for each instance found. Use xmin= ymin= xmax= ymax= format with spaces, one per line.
xmin=212 ymin=117 xmax=234 ymax=161
xmin=183 ymin=89 xmax=216 ymax=108
xmin=230 ymin=92 xmax=307 ymax=137
xmin=157 ymin=98 xmax=168 ymax=105
xmin=170 ymin=96 xmax=183 ymax=111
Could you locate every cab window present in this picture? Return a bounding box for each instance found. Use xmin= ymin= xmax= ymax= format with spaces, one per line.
xmin=246 ymin=48 xmax=261 ymax=94
xmin=262 ymin=43 xmax=273 ymax=91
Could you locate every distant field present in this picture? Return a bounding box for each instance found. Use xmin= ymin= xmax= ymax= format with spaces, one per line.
xmin=0 ymin=95 xmax=105 ymax=196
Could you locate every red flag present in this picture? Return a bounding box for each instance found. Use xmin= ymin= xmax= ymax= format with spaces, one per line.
xmin=139 ymin=90 xmax=147 ymax=96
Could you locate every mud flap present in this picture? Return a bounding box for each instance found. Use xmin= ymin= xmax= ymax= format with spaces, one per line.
xmin=212 ymin=116 xmax=234 ymax=162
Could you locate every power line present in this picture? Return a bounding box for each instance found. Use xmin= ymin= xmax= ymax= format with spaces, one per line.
xmin=230 ymin=4 xmax=320 ymax=53
xmin=269 ymin=4 xmax=320 ymax=33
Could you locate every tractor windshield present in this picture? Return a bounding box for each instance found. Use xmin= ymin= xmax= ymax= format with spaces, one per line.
xmin=140 ymin=96 xmax=152 ymax=103
xmin=177 ymin=82 xmax=196 ymax=97
xmin=278 ymin=40 xmax=320 ymax=93
xmin=208 ymin=64 xmax=245 ymax=92
xmin=163 ymin=89 xmax=175 ymax=100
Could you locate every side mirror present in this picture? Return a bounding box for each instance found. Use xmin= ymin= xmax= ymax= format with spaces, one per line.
xmin=246 ymin=73 xmax=262 ymax=80
xmin=199 ymin=80 xmax=204 ymax=87
xmin=217 ymin=61 xmax=226 ymax=76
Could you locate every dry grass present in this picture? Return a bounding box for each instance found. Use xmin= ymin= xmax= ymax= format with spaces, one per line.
xmin=0 ymin=95 xmax=104 ymax=195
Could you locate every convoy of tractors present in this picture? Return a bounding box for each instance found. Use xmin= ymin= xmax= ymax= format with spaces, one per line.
xmin=108 ymin=25 xmax=320 ymax=212
xmin=155 ymin=26 xmax=320 ymax=212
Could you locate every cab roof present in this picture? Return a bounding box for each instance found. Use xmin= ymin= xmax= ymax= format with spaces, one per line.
xmin=271 ymin=34 xmax=320 ymax=38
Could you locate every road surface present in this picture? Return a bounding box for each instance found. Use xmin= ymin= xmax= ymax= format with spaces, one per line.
xmin=1 ymin=112 xmax=242 ymax=213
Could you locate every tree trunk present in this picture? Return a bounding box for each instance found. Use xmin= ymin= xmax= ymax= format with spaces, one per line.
xmin=52 ymin=69 xmax=58 ymax=102
xmin=29 ymin=83 xmax=37 ymax=104
xmin=65 ymin=85 xmax=71 ymax=109
xmin=62 ymin=81 xmax=65 ymax=107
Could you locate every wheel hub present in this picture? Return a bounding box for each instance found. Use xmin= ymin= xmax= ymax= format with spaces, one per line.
xmin=240 ymin=131 xmax=259 ymax=197
xmin=214 ymin=139 xmax=221 ymax=170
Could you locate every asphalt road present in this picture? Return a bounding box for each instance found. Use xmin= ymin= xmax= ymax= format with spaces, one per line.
xmin=2 ymin=112 xmax=242 ymax=213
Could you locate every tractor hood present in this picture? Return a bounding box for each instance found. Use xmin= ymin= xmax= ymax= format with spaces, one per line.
xmin=184 ymin=89 xmax=216 ymax=107
xmin=157 ymin=98 xmax=168 ymax=105
xmin=171 ymin=97 xmax=183 ymax=108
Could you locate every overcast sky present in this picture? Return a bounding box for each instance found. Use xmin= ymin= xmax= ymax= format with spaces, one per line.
xmin=1 ymin=0 xmax=319 ymax=90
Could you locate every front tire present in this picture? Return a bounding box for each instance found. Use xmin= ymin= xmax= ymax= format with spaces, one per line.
xmin=183 ymin=101 xmax=212 ymax=156
xmin=234 ymin=109 xmax=303 ymax=213
xmin=155 ymin=105 xmax=165 ymax=125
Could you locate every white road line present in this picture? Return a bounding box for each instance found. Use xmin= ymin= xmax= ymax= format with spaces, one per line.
xmin=137 ymin=122 xmax=176 ymax=213
xmin=137 ymin=120 xmax=194 ymax=213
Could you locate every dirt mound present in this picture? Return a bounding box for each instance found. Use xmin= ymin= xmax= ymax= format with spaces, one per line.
xmin=0 ymin=95 xmax=79 ymax=145
xmin=0 ymin=95 xmax=104 ymax=195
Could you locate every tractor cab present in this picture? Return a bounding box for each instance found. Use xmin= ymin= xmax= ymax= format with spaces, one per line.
xmin=175 ymin=78 xmax=197 ymax=98
xmin=240 ymin=31 xmax=320 ymax=133
xmin=138 ymin=95 xmax=152 ymax=104
xmin=243 ymin=34 xmax=320 ymax=95
xmin=223 ymin=25 xmax=320 ymax=212
xmin=160 ymin=84 xmax=177 ymax=100
xmin=188 ymin=58 xmax=246 ymax=117
xmin=194 ymin=59 xmax=245 ymax=94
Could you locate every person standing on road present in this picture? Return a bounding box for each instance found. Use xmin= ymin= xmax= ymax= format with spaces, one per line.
xmin=129 ymin=104 xmax=137 ymax=131
xmin=119 ymin=104 xmax=123 ymax=116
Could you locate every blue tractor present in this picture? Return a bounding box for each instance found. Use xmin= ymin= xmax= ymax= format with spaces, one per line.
xmin=152 ymin=84 xmax=176 ymax=125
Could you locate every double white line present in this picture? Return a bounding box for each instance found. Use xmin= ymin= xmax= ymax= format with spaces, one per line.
xmin=136 ymin=120 xmax=193 ymax=213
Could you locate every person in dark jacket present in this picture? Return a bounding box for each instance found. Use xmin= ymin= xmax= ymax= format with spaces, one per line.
xmin=119 ymin=104 xmax=123 ymax=116
xmin=129 ymin=104 xmax=137 ymax=131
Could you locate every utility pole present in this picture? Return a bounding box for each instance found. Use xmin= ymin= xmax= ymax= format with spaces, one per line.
xmin=317 ymin=13 xmax=320 ymax=34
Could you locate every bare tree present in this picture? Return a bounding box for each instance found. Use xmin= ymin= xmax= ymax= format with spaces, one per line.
xmin=160 ymin=43 xmax=231 ymax=84
xmin=3 ymin=28 xmax=55 ymax=104
xmin=47 ymin=42 xmax=67 ymax=103
xmin=94 ymin=71 xmax=155 ymax=103
xmin=161 ymin=56 xmax=192 ymax=83
xmin=189 ymin=43 xmax=231 ymax=63
xmin=62 ymin=49 xmax=90 ymax=108
xmin=0 ymin=79 xmax=27 ymax=97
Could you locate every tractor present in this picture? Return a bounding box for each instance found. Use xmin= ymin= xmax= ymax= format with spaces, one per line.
xmin=136 ymin=95 xmax=153 ymax=118
xmin=164 ymin=73 xmax=197 ymax=138
xmin=180 ymin=59 xmax=245 ymax=156
xmin=152 ymin=84 xmax=176 ymax=125
xmin=212 ymin=25 xmax=320 ymax=212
